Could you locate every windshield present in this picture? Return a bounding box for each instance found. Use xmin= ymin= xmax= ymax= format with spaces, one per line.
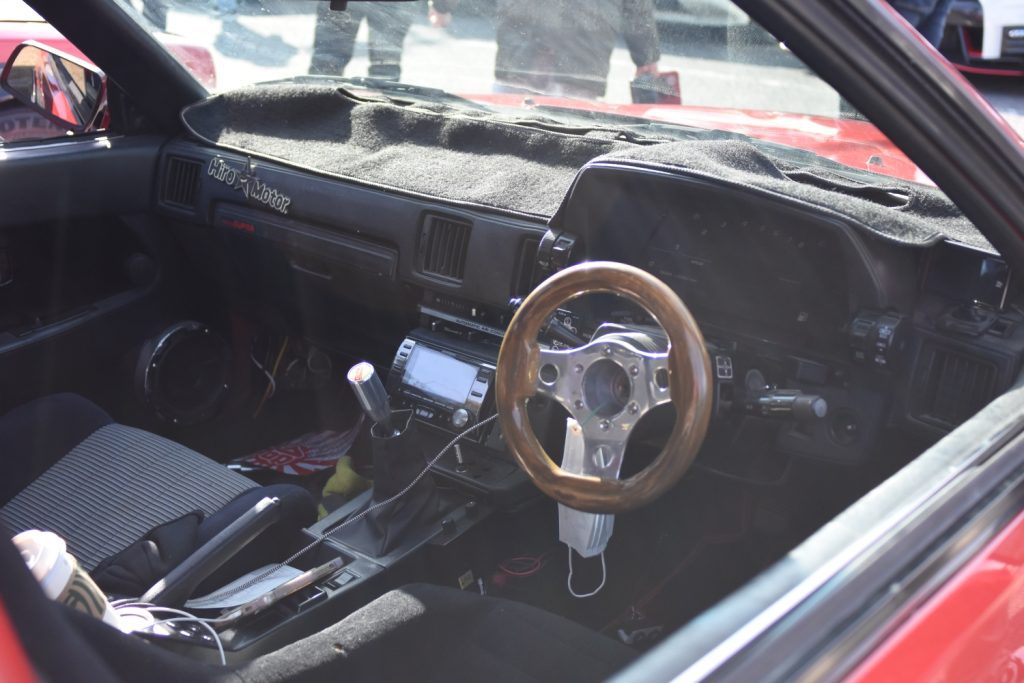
xmin=114 ymin=0 xmax=932 ymax=183
xmin=119 ymin=1 xmax=843 ymax=109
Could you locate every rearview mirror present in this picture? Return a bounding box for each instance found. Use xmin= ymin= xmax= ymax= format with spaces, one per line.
xmin=0 ymin=41 xmax=106 ymax=133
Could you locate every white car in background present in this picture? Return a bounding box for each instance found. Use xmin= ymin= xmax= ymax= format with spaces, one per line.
xmin=942 ymin=0 xmax=1024 ymax=76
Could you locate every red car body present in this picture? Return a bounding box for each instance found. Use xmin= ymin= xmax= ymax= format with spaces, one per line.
xmin=0 ymin=6 xmax=215 ymax=144
xmin=0 ymin=17 xmax=215 ymax=88
xmin=847 ymin=505 xmax=1024 ymax=683
xmin=470 ymin=94 xmax=931 ymax=184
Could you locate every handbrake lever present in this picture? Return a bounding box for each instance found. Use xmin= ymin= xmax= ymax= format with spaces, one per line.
xmin=141 ymin=496 xmax=282 ymax=607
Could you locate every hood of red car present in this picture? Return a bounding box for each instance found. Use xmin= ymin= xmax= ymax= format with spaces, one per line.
xmin=0 ymin=21 xmax=86 ymax=64
xmin=466 ymin=94 xmax=934 ymax=186
xmin=0 ymin=21 xmax=215 ymax=89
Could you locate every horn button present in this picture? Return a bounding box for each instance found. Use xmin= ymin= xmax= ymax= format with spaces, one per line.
xmin=583 ymin=358 xmax=632 ymax=418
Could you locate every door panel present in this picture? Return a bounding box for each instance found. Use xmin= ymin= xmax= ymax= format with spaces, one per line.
xmin=0 ymin=134 xmax=171 ymax=414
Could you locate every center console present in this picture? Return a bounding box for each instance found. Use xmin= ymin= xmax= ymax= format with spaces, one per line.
xmin=380 ymin=294 xmax=547 ymax=508
xmin=388 ymin=333 xmax=494 ymax=438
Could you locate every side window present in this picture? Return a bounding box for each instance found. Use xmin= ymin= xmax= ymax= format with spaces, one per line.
xmin=0 ymin=0 xmax=107 ymax=144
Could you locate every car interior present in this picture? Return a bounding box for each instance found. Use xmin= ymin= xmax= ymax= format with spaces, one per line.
xmin=1 ymin=1 xmax=1023 ymax=682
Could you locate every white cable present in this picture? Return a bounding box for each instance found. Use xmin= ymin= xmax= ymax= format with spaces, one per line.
xmin=140 ymin=617 xmax=225 ymax=666
xmin=194 ymin=413 xmax=501 ymax=604
xmin=250 ymin=351 xmax=276 ymax=398
xmin=110 ymin=598 xmax=147 ymax=608
xmin=119 ymin=605 xmax=227 ymax=665
xmin=567 ymin=546 xmax=607 ymax=599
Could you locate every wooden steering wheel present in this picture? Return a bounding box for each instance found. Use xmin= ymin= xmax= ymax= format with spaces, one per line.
xmin=496 ymin=261 xmax=713 ymax=513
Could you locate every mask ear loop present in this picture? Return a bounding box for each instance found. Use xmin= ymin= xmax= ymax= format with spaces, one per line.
xmin=567 ymin=546 xmax=607 ymax=599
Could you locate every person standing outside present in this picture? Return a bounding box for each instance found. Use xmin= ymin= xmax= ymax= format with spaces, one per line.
xmin=429 ymin=0 xmax=661 ymax=99
xmin=888 ymin=0 xmax=956 ymax=47
xmin=310 ymin=1 xmax=419 ymax=81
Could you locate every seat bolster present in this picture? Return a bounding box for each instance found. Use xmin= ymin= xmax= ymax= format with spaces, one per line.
xmin=0 ymin=393 xmax=113 ymax=505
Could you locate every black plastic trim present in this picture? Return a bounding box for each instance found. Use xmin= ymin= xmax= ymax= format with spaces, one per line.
xmin=158 ymin=140 xmax=547 ymax=308
xmin=0 ymin=135 xmax=162 ymax=229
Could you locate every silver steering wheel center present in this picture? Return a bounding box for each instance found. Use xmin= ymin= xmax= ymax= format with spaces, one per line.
xmin=535 ymin=336 xmax=672 ymax=480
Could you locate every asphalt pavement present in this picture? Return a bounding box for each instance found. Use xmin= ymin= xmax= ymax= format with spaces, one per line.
xmin=160 ymin=5 xmax=1023 ymax=135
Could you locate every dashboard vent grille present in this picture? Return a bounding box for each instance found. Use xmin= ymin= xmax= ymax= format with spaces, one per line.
xmin=514 ymin=237 xmax=540 ymax=296
xmin=420 ymin=214 xmax=471 ymax=281
xmin=161 ymin=157 xmax=202 ymax=209
xmin=912 ymin=344 xmax=997 ymax=428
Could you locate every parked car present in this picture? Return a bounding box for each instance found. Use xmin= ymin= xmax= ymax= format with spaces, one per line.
xmin=941 ymin=0 xmax=1024 ymax=76
xmin=0 ymin=0 xmax=215 ymax=142
xmin=0 ymin=1 xmax=1023 ymax=683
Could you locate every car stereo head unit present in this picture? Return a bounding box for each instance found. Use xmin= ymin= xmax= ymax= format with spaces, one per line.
xmin=387 ymin=336 xmax=494 ymax=439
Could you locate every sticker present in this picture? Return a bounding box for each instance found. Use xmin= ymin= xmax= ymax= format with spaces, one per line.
xmin=208 ymin=157 xmax=291 ymax=215
xmin=457 ymin=570 xmax=475 ymax=590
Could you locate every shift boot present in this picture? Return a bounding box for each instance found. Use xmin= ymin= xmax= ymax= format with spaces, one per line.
xmin=333 ymin=410 xmax=441 ymax=557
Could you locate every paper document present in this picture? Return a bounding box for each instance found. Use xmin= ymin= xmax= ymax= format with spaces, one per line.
xmin=185 ymin=564 xmax=303 ymax=610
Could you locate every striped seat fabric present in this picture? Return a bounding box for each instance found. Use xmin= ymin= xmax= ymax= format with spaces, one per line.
xmin=0 ymin=424 xmax=256 ymax=570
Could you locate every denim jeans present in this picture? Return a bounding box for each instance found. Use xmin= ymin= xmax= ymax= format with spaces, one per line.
xmin=890 ymin=0 xmax=957 ymax=47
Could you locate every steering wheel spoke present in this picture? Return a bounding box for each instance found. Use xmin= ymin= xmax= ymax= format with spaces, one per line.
xmin=569 ymin=435 xmax=628 ymax=480
xmin=642 ymin=351 xmax=674 ymax=408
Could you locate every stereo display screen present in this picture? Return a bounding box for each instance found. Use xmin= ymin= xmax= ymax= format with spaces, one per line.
xmin=403 ymin=345 xmax=478 ymax=404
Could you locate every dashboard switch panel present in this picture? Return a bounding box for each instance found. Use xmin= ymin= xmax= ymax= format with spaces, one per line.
xmin=849 ymin=310 xmax=908 ymax=370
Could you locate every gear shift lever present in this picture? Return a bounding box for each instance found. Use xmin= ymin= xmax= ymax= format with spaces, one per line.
xmin=340 ymin=361 xmax=441 ymax=557
xmin=347 ymin=362 xmax=396 ymax=436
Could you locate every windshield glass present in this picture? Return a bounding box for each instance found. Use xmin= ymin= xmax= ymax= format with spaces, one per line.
xmin=114 ymin=0 xmax=932 ymax=184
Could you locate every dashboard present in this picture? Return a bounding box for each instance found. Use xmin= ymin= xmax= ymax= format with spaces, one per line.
xmin=154 ymin=140 xmax=1024 ymax=497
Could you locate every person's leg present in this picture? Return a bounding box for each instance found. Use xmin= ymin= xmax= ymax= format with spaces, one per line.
xmin=310 ymin=3 xmax=364 ymax=76
xmin=365 ymin=2 xmax=415 ymax=81
xmin=142 ymin=0 xmax=168 ymax=31
xmin=888 ymin=0 xmax=936 ymax=30
xmin=916 ymin=0 xmax=956 ymax=47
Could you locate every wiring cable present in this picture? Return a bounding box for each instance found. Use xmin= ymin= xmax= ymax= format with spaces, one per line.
xmin=253 ymin=337 xmax=289 ymax=417
xmin=113 ymin=604 xmax=228 ymax=665
xmin=498 ymin=554 xmax=550 ymax=578
xmin=250 ymin=351 xmax=276 ymax=398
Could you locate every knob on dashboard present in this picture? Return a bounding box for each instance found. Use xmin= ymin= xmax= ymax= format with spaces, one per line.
xmin=451 ymin=408 xmax=471 ymax=429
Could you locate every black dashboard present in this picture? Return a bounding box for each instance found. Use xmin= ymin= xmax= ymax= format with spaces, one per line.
xmin=155 ymin=139 xmax=1024 ymax=495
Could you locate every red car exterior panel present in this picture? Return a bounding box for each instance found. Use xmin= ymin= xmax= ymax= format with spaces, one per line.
xmin=0 ymin=598 xmax=36 ymax=683
xmin=0 ymin=22 xmax=215 ymax=87
xmin=845 ymin=509 xmax=1024 ymax=683
xmin=468 ymin=93 xmax=932 ymax=184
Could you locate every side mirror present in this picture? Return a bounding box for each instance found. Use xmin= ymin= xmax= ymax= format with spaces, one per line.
xmin=0 ymin=41 xmax=106 ymax=133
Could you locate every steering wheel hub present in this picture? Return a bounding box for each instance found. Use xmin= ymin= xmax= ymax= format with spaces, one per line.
xmin=583 ymin=357 xmax=631 ymax=418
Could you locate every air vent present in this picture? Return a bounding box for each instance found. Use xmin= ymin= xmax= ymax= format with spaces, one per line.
xmin=912 ymin=344 xmax=998 ymax=428
xmin=161 ymin=157 xmax=202 ymax=209
xmin=419 ymin=214 xmax=471 ymax=281
xmin=513 ymin=237 xmax=540 ymax=296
